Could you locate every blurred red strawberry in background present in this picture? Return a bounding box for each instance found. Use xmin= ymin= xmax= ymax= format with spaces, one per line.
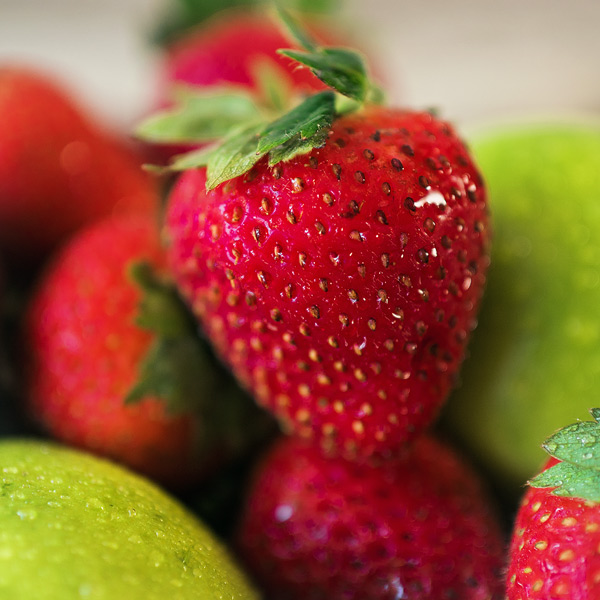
xmin=25 ymin=214 xmax=274 ymax=487
xmin=0 ymin=67 xmax=157 ymax=267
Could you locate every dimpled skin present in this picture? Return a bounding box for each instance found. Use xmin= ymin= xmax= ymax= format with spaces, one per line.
xmin=507 ymin=458 xmax=600 ymax=599
xmin=26 ymin=216 xmax=202 ymax=486
xmin=165 ymin=107 xmax=490 ymax=461
xmin=0 ymin=440 xmax=259 ymax=600
xmin=236 ymin=435 xmax=505 ymax=600
xmin=0 ymin=67 xmax=156 ymax=263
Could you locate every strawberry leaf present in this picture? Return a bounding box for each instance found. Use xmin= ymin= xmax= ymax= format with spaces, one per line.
xmin=278 ymin=47 xmax=368 ymax=102
xmin=136 ymin=88 xmax=261 ymax=143
xmin=126 ymin=337 xmax=216 ymax=415
xmin=530 ymin=461 xmax=600 ymax=502
xmin=250 ymin=56 xmax=294 ymax=113
xmin=125 ymin=262 xmax=219 ymax=414
xmin=166 ymin=143 xmax=218 ymax=172
xmin=206 ymin=122 xmax=267 ymax=189
xmin=529 ymin=408 xmax=600 ymax=501
xmin=276 ymin=3 xmax=319 ymax=52
xmin=276 ymin=6 xmax=369 ymax=101
xmin=258 ymin=91 xmax=335 ymax=154
xmin=268 ymin=122 xmax=329 ymax=164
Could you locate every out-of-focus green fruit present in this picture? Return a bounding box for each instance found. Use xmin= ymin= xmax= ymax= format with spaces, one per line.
xmin=0 ymin=440 xmax=259 ymax=600
xmin=444 ymin=121 xmax=600 ymax=488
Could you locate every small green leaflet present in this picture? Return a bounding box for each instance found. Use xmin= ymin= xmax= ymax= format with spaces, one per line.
xmin=529 ymin=408 xmax=600 ymax=502
xmin=249 ymin=55 xmax=294 ymax=113
xmin=125 ymin=262 xmax=218 ymax=415
xmin=276 ymin=6 xmax=369 ymax=102
xmin=257 ymin=91 xmax=335 ymax=154
xmin=135 ymin=88 xmax=261 ymax=144
xmin=205 ymin=122 xmax=267 ymax=189
xmin=276 ymin=2 xmax=319 ymax=52
xmin=159 ymin=93 xmax=335 ymax=189
xmin=278 ymin=47 xmax=368 ymax=102
xmin=127 ymin=337 xmax=217 ymax=415
xmin=167 ymin=143 xmax=217 ymax=172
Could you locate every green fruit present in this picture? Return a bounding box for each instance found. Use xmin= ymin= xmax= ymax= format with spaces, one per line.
xmin=0 ymin=440 xmax=259 ymax=600
xmin=444 ymin=121 xmax=600 ymax=488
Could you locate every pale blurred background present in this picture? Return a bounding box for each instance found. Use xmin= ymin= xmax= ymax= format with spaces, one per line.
xmin=1 ymin=0 xmax=599 ymax=131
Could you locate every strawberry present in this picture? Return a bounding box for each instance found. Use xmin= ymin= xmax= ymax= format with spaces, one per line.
xmin=507 ymin=408 xmax=600 ymax=599
xmin=161 ymin=9 xmax=328 ymax=96
xmin=25 ymin=214 xmax=272 ymax=487
xmin=0 ymin=66 xmax=157 ymax=265
xmin=236 ymin=434 xmax=505 ymax=599
xmin=139 ymin=10 xmax=490 ymax=461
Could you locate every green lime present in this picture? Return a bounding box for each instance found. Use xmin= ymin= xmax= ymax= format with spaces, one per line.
xmin=0 ymin=439 xmax=258 ymax=599
xmin=444 ymin=121 xmax=600 ymax=488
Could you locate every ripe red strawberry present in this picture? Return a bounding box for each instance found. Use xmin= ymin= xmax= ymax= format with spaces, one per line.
xmin=25 ymin=214 xmax=271 ymax=486
xmin=236 ymin=434 xmax=505 ymax=599
xmin=507 ymin=408 xmax=600 ymax=599
xmin=140 ymin=10 xmax=490 ymax=461
xmin=164 ymin=106 xmax=489 ymax=460
xmin=0 ymin=66 xmax=157 ymax=265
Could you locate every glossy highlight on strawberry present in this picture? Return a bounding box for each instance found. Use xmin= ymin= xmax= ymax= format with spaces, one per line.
xmin=165 ymin=106 xmax=490 ymax=461
xmin=236 ymin=435 xmax=505 ymax=600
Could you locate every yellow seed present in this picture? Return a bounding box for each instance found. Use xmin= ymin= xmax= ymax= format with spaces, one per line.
xmin=276 ymin=394 xmax=291 ymax=408
xmin=298 ymin=384 xmax=310 ymax=398
xmin=532 ymin=581 xmax=543 ymax=592
xmin=334 ymin=401 xmax=344 ymax=413
xmin=296 ymin=408 xmax=311 ymax=423
xmin=352 ymin=421 xmax=365 ymax=435
xmin=559 ymin=549 xmax=575 ymax=562
xmin=354 ymin=368 xmax=367 ymax=382
xmin=562 ymin=517 xmax=577 ymax=527
xmin=322 ymin=423 xmax=336 ymax=436
xmin=534 ymin=540 xmax=548 ymax=551
xmin=309 ymin=349 xmax=321 ymax=362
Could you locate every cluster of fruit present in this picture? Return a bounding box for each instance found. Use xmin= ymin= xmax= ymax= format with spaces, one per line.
xmin=2 ymin=4 xmax=600 ymax=599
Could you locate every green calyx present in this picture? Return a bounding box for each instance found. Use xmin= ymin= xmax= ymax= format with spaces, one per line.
xmin=137 ymin=5 xmax=382 ymax=191
xmin=125 ymin=261 xmax=276 ymax=457
xmin=529 ymin=408 xmax=600 ymax=502
xmin=125 ymin=261 xmax=219 ymax=415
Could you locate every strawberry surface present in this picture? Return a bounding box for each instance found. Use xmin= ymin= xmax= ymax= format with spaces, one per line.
xmin=165 ymin=106 xmax=490 ymax=461
xmin=507 ymin=466 xmax=600 ymax=599
xmin=507 ymin=410 xmax=600 ymax=599
xmin=236 ymin=434 xmax=505 ymax=600
xmin=25 ymin=215 xmax=267 ymax=487
xmin=0 ymin=67 xmax=157 ymax=265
